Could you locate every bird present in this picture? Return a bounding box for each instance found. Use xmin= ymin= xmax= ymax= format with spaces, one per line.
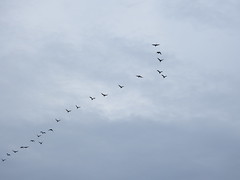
xmin=2 ymin=159 xmax=6 ymax=162
xmin=12 ymin=150 xmax=18 ymax=153
xmin=37 ymin=134 xmax=41 ymax=137
xmin=157 ymin=70 xmax=163 ymax=74
xmin=20 ymin=146 xmax=29 ymax=149
xmin=39 ymin=142 xmax=43 ymax=145
xmin=162 ymin=74 xmax=167 ymax=78
xmin=55 ymin=118 xmax=61 ymax=122
xmin=48 ymin=129 xmax=53 ymax=132
xmin=157 ymin=51 xmax=162 ymax=55
xmin=75 ymin=105 xmax=80 ymax=109
xmin=65 ymin=109 xmax=71 ymax=113
xmin=152 ymin=43 xmax=160 ymax=47
xmin=30 ymin=140 xmax=35 ymax=142
xmin=136 ymin=75 xmax=143 ymax=78
xmin=89 ymin=96 xmax=96 ymax=100
xmin=101 ymin=93 xmax=108 ymax=97
xmin=6 ymin=153 xmax=10 ymax=156
xmin=157 ymin=58 xmax=164 ymax=62
xmin=118 ymin=84 xmax=124 ymax=88
xmin=40 ymin=131 xmax=46 ymax=134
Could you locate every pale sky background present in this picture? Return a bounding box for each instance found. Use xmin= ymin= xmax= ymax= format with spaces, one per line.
xmin=1 ymin=0 xmax=240 ymax=179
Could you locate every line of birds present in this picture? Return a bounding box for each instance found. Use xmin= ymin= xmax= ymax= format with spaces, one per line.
xmin=2 ymin=43 xmax=168 ymax=163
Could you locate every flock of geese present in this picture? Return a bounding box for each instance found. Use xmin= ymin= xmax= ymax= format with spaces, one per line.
xmin=2 ymin=43 xmax=168 ymax=163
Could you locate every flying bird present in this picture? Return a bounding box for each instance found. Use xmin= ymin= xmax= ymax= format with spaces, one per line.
xmin=65 ymin=109 xmax=71 ymax=113
xmin=55 ymin=118 xmax=61 ymax=122
xmin=48 ymin=129 xmax=54 ymax=132
xmin=40 ymin=131 xmax=46 ymax=134
xmin=157 ymin=70 xmax=163 ymax=74
xmin=75 ymin=105 xmax=80 ymax=109
xmin=6 ymin=153 xmax=10 ymax=156
xmin=2 ymin=159 xmax=6 ymax=162
xmin=12 ymin=150 xmax=18 ymax=153
xmin=118 ymin=85 xmax=124 ymax=88
xmin=152 ymin=43 xmax=160 ymax=47
xmin=101 ymin=93 xmax=108 ymax=97
xmin=157 ymin=58 xmax=164 ymax=62
xmin=39 ymin=142 xmax=43 ymax=145
xmin=89 ymin=96 xmax=96 ymax=100
xmin=136 ymin=75 xmax=143 ymax=78
xmin=20 ymin=146 xmax=29 ymax=149
xmin=37 ymin=134 xmax=41 ymax=137
xmin=30 ymin=140 xmax=35 ymax=142
xmin=157 ymin=51 xmax=162 ymax=55
xmin=162 ymin=74 xmax=167 ymax=78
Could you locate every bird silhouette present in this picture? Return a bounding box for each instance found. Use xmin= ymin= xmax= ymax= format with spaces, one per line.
xmin=2 ymin=159 xmax=6 ymax=162
xmin=157 ymin=51 xmax=162 ymax=55
xmin=39 ymin=142 xmax=43 ymax=145
xmin=118 ymin=85 xmax=124 ymax=88
xmin=152 ymin=43 xmax=160 ymax=47
xmin=30 ymin=140 xmax=35 ymax=142
xmin=55 ymin=118 xmax=61 ymax=122
xmin=37 ymin=134 xmax=41 ymax=137
xmin=75 ymin=105 xmax=80 ymax=109
xmin=136 ymin=75 xmax=143 ymax=78
xmin=101 ymin=93 xmax=108 ymax=97
xmin=40 ymin=131 xmax=46 ymax=134
xmin=157 ymin=58 xmax=164 ymax=62
xmin=12 ymin=150 xmax=18 ymax=153
xmin=89 ymin=96 xmax=96 ymax=100
xmin=157 ymin=70 xmax=163 ymax=74
xmin=48 ymin=129 xmax=53 ymax=132
xmin=20 ymin=146 xmax=29 ymax=149
xmin=65 ymin=109 xmax=71 ymax=113
xmin=6 ymin=153 xmax=10 ymax=156
xmin=162 ymin=74 xmax=167 ymax=78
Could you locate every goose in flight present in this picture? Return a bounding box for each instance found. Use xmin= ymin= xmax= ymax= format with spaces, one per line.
xmin=118 ymin=85 xmax=124 ymax=88
xmin=65 ymin=109 xmax=71 ymax=113
xmin=89 ymin=96 xmax=96 ymax=100
xmin=157 ymin=70 xmax=163 ymax=74
xmin=12 ymin=150 xmax=18 ymax=153
xmin=75 ymin=105 xmax=80 ymax=109
xmin=6 ymin=153 xmax=10 ymax=156
xmin=40 ymin=131 xmax=46 ymax=134
xmin=30 ymin=140 xmax=35 ymax=142
xmin=162 ymin=74 xmax=167 ymax=78
xmin=157 ymin=58 xmax=164 ymax=62
xmin=48 ymin=129 xmax=54 ymax=132
xmin=152 ymin=43 xmax=160 ymax=47
xmin=39 ymin=141 xmax=43 ymax=145
xmin=37 ymin=134 xmax=41 ymax=138
xmin=101 ymin=93 xmax=108 ymax=97
xmin=20 ymin=146 xmax=29 ymax=149
xmin=2 ymin=159 xmax=6 ymax=162
xmin=55 ymin=118 xmax=61 ymax=122
xmin=157 ymin=51 xmax=162 ymax=55
xmin=136 ymin=75 xmax=143 ymax=78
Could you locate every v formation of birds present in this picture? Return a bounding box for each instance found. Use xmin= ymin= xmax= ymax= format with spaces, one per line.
xmin=2 ymin=43 xmax=168 ymax=163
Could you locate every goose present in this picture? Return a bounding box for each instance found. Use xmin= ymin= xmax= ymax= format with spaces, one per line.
xmin=118 ymin=85 xmax=124 ymax=88
xmin=39 ymin=142 xmax=43 ymax=145
xmin=89 ymin=96 xmax=96 ymax=100
xmin=162 ymin=74 xmax=167 ymax=78
xmin=12 ymin=150 xmax=18 ymax=153
xmin=157 ymin=70 xmax=163 ymax=74
xmin=6 ymin=153 xmax=10 ymax=156
xmin=48 ymin=129 xmax=54 ymax=132
xmin=157 ymin=51 xmax=162 ymax=55
xmin=136 ymin=75 xmax=143 ymax=78
xmin=55 ymin=118 xmax=61 ymax=122
xmin=75 ymin=105 xmax=80 ymax=109
xmin=65 ymin=109 xmax=71 ymax=113
xmin=157 ymin=58 xmax=164 ymax=62
xmin=101 ymin=93 xmax=108 ymax=97
xmin=152 ymin=43 xmax=160 ymax=47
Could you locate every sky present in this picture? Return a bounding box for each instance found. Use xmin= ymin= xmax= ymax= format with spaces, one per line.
xmin=0 ymin=0 xmax=240 ymax=179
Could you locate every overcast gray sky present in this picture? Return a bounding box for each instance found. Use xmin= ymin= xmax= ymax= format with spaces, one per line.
xmin=1 ymin=0 xmax=240 ymax=179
